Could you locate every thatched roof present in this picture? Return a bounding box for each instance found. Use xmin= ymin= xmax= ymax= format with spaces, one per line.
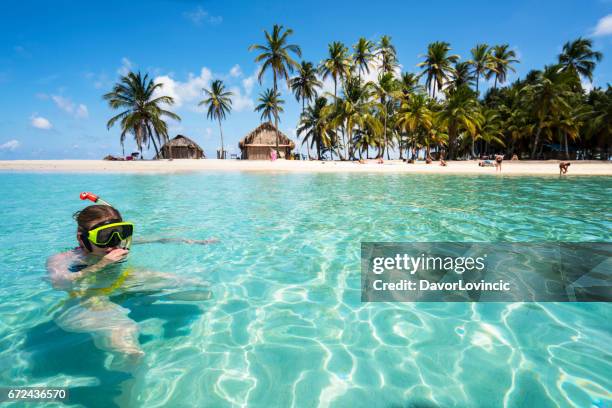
xmin=162 ymin=135 xmax=204 ymax=151
xmin=239 ymin=122 xmax=295 ymax=148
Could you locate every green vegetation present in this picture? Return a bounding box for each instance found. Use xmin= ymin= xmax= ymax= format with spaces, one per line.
xmin=200 ymin=79 xmax=233 ymax=158
xmin=289 ymin=34 xmax=609 ymax=160
xmin=104 ymin=29 xmax=609 ymax=161
xmin=104 ymin=72 xmax=180 ymax=159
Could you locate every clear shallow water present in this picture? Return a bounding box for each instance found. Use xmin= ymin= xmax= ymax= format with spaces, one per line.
xmin=0 ymin=172 xmax=610 ymax=408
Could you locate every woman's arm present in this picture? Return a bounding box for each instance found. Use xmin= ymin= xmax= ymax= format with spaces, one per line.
xmin=46 ymin=249 xmax=129 ymax=288
xmin=133 ymin=238 xmax=218 ymax=245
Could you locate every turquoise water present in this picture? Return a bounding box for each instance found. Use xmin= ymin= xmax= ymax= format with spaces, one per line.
xmin=0 ymin=172 xmax=610 ymax=408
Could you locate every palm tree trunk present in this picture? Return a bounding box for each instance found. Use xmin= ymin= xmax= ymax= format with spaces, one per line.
xmin=218 ymin=118 xmax=224 ymax=159
xmin=273 ymin=71 xmax=279 ymax=156
xmin=564 ymin=132 xmax=569 ymax=159
xmin=471 ymin=135 xmax=476 ymax=159
xmin=476 ymin=73 xmax=480 ymax=94
xmin=302 ymin=98 xmax=310 ymax=160
xmin=531 ymin=126 xmax=542 ymax=159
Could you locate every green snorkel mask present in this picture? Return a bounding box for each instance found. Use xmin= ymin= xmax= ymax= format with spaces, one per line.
xmin=79 ymin=192 xmax=134 ymax=251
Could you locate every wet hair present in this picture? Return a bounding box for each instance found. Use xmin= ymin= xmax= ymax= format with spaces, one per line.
xmin=73 ymin=205 xmax=122 ymax=233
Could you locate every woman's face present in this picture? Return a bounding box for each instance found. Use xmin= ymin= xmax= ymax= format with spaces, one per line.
xmin=77 ymin=217 xmax=125 ymax=256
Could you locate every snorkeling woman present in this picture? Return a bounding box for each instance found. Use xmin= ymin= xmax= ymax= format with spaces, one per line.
xmin=46 ymin=192 xmax=213 ymax=372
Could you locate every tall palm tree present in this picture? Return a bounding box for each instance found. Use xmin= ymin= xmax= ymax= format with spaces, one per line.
xmin=469 ymin=43 xmax=492 ymax=94
xmin=377 ymin=35 xmax=398 ymax=75
xmin=290 ymin=61 xmax=322 ymax=159
xmin=372 ymin=72 xmax=399 ymax=158
xmin=297 ymin=96 xmax=334 ymax=160
xmin=487 ymin=44 xmax=519 ymax=89
xmin=418 ymin=41 xmax=459 ymax=98
xmin=199 ymin=79 xmax=233 ymax=159
xmin=558 ymin=37 xmax=603 ymax=83
xmin=320 ymin=42 xmax=350 ymax=102
xmin=320 ymin=42 xmax=350 ymax=159
xmin=104 ymin=71 xmax=180 ymax=159
xmin=353 ymin=37 xmax=374 ymax=82
xmin=249 ymin=24 xmax=301 ymax=153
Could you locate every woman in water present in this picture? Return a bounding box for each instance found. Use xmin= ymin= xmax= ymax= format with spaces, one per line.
xmin=46 ymin=193 xmax=213 ymax=371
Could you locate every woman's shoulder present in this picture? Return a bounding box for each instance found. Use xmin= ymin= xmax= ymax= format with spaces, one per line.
xmin=46 ymin=248 xmax=85 ymax=268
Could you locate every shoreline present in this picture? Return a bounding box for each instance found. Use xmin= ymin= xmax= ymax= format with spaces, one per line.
xmin=0 ymin=159 xmax=611 ymax=176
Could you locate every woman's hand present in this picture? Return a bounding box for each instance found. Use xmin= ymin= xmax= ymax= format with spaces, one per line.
xmin=102 ymin=248 xmax=129 ymax=264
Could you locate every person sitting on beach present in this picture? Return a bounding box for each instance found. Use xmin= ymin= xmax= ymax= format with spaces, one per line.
xmin=425 ymin=157 xmax=432 ymax=164
xmin=511 ymin=154 xmax=519 ymax=161
xmin=495 ymin=154 xmax=504 ymax=172
xmin=46 ymin=193 xmax=213 ymax=372
xmin=376 ymin=156 xmax=384 ymax=164
xmin=440 ymin=159 xmax=447 ymax=167
xmin=559 ymin=161 xmax=571 ymax=175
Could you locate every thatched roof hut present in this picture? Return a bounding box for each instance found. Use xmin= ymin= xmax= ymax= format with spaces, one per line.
xmin=239 ymin=122 xmax=295 ymax=160
xmin=157 ymin=135 xmax=205 ymax=159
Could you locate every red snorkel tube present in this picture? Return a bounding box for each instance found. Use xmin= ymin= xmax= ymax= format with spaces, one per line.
xmin=80 ymin=192 xmax=113 ymax=207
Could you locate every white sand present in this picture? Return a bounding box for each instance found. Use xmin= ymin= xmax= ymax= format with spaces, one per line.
xmin=0 ymin=159 xmax=611 ymax=176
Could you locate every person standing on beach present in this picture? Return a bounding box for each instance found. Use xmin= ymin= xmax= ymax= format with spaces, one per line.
xmin=559 ymin=161 xmax=571 ymax=175
xmin=495 ymin=154 xmax=504 ymax=172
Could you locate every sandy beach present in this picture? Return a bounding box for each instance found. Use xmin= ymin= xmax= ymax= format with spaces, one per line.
xmin=0 ymin=159 xmax=611 ymax=175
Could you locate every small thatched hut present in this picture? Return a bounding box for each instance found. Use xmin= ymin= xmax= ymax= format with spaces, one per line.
xmin=157 ymin=135 xmax=205 ymax=159
xmin=239 ymin=122 xmax=295 ymax=160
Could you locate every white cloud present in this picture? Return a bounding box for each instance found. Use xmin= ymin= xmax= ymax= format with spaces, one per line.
xmin=154 ymin=68 xmax=212 ymax=108
xmin=49 ymin=95 xmax=89 ymax=118
xmin=230 ymin=64 xmax=242 ymax=78
xmin=0 ymin=139 xmax=20 ymax=151
xmin=593 ymin=14 xmax=612 ymax=36
xmin=183 ymin=7 xmax=222 ymax=25
xmin=242 ymin=71 xmax=258 ymax=95
xmin=117 ymin=57 xmax=133 ymax=76
xmin=30 ymin=115 xmax=52 ymax=129
xmin=229 ymin=86 xmax=255 ymax=112
xmin=76 ymin=104 xmax=89 ymax=118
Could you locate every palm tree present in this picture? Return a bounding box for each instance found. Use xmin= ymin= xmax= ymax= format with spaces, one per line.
xmin=469 ymin=44 xmax=492 ymax=94
xmin=418 ymin=41 xmax=459 ymax=98
xmin=199 ymin=79 xmax=233 ymax=159
xmin=487 ymin=44 xmax=519 ymax=89
xmin=255 ymin=88 xmax=284 ymax=126
xmin=249 ymin=24 xmax=301 ymax=153
xmin=290 ymin=61 xmax=322 ymax=159
xmin=523 ymin=64 xmax=574 ymax=158
xmin=320 ymin=42 xmax=350 ymax=102
xmin=298 ymin=96 xmax=334 ymax=159
xmin=448 ymin=62 xmax=475 ymax=93
xmin=558 ymin=37 xmax=602 ymax=83
xmin=438 ymin=85 xmax=483 ymax=159
xmin=353 ymin=37 xmax=374 ymax=82
xmin=396 ymin=93 xmax=433 ymax=158
xmin=331 ymin=77 xmax=381 ymax=159
xmin=372 ymin=72 xmax=399 ymax=158
xmin=104 ymin=71 xmax=180 ymax=159
xmin=377 ymin=35 xmax=398 ymax=75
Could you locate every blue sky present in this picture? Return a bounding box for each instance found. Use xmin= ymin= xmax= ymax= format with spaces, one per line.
xmin=1 ymin=0 xmax=611 ymax=159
